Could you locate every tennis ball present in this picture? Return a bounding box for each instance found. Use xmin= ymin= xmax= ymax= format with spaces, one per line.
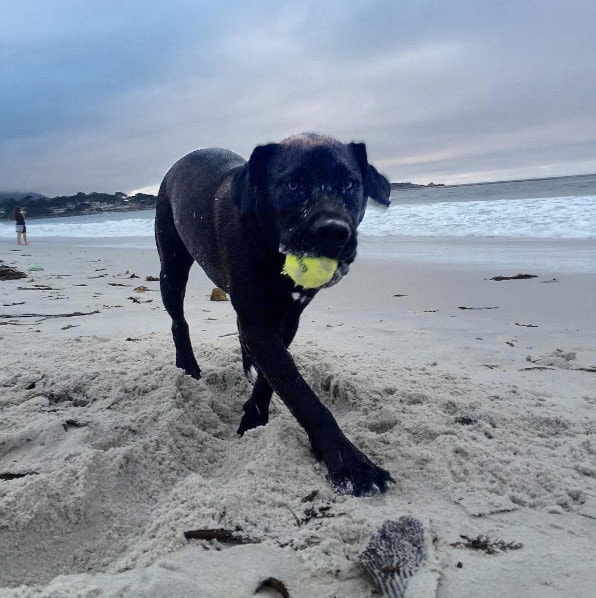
xmin=282 ymin=254 xmax=338 ymax=289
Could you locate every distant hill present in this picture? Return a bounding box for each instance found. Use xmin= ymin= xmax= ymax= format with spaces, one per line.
xmin=0 ymin=191 xmax=46 ymax=201
xmin=0 ymin=191 xmax=156 ymax=219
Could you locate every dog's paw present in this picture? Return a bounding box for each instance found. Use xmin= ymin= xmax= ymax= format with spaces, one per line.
xmin=325 ymin=442 xmax=395 ymax=497
xmin=237 ymin=401 xmax=269 ymax=436
xmin=176 ymin=357 xmax=201 ymax=380
xmin=185 ymin=365 xmax=202 ymax=380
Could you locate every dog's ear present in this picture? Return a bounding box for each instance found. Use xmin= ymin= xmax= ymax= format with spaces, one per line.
xmin=231 ymin=144 xmax=279 ymax=213
xmin=248 ymin=143 xmax=279 ymax=192
xmin=348 ymin=142 xmax=391 ymax=207
xmin=365 ymin=164 xmax=391 ymax=206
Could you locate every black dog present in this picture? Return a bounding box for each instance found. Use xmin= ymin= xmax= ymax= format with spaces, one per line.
xmin=155 ymin=133 xmax=393 ymax=496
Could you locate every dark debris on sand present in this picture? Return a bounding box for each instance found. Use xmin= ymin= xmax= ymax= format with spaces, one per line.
xmin=450 ymin=534 xmax=523 ymax=555
xmin=490 ymin=274 xmax=538 ymax=281
xmin=0 ymin=262 xmax=27 ymax=281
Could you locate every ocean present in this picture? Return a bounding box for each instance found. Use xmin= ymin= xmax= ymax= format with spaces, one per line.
xmin=2 ymin=174 xmax=595 ymax=242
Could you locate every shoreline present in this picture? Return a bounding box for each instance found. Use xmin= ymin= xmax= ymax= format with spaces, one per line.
xmin=1 ymin=237 xmax=595 ymax=596
xmin=5 ymin=233 xmax=595 ymax=274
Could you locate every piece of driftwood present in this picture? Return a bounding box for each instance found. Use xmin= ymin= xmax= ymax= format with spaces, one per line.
xmin=0 ymin=310 xmax=99 ymax=319
xmin=490 ymin=274 xmax=537 ymax=281
xmin=183 ymin=528 xmax=258 ymax=545
xmin=1 ymin=472 xmax=37 ymax=480
xmin=359 ymin=517 xmax=427 ymax=598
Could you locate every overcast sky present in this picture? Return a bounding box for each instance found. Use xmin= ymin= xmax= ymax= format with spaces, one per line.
xmin=2 ymin=0 xmax=596 ymax=196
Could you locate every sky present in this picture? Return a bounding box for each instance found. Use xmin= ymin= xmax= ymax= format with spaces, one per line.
xmin=2 ymin=0 xmax=596 ymax=197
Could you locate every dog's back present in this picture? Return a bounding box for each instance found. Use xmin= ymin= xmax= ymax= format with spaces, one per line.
xmin=157 ymin=148 xmax=245 ymax=291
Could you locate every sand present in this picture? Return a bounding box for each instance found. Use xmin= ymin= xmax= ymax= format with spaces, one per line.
xmin=1 ymin=235 xmax=595 ymax=597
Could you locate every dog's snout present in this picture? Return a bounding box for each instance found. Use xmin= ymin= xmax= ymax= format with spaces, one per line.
xmin=312 ymin=219 xmax=352 ymax=247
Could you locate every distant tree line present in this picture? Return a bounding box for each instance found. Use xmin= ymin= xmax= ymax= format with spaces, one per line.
xmin=0 ymin=192 xmax=157 ymax=220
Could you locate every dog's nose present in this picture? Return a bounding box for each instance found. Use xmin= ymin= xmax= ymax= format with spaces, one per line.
xmin=312 ymin=219 xmax=352 ymax=247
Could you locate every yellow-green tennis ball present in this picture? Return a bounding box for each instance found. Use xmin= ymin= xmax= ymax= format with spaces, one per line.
xmin=282 ymin=255 xmax=338 ymax=289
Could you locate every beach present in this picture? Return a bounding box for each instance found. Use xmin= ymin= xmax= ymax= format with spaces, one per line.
xmin=1 ymin=235 xmax=595 ymax=597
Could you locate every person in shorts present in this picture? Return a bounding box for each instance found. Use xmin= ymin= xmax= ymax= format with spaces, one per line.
xmin=14 ymin=207 xmax=29 ymax=245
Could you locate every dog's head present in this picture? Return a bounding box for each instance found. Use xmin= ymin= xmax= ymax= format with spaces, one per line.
xmin=232 ymin=133 xmax=390 ymax=286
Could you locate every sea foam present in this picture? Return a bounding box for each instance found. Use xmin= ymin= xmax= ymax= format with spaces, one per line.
xmin=1 ymin=195 xmax=595 ymax=240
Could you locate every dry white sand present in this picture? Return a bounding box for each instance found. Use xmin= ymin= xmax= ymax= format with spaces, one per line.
xmin=1 ymin=236 xmax=595 ymax=597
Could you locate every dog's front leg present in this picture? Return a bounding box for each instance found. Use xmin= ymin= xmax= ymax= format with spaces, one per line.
xmin=238 ymin=317 xmax=394 ymax=496
xmin=237 ymin=307 xmax=304 ymax=436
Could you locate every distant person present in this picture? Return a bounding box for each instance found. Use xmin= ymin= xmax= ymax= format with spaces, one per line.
xmin=14 ymin=207 xmax=29 ymax=245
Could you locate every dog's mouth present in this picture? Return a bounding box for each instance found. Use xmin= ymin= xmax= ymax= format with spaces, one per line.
xmin=279 ymin=217 xmax=357 ymax=289
xmin=280 ymin=216 xmax=356 ymax=256
xmin=278 ymin=246 xmax=351 ymax=290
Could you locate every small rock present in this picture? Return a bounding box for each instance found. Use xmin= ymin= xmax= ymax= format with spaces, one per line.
xmin=210 ymin=288 xmax=228 ymax=301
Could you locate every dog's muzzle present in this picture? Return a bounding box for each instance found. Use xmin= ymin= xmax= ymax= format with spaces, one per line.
xmin=280 ymin=214 xmax=355 ymax=260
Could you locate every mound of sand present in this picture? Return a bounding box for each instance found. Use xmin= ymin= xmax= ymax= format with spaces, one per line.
xmin=1 ymin=335 xmax=595 ymax=596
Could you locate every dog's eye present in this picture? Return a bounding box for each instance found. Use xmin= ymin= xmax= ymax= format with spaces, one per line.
xmin=343 ymin=180 xmax=354 ymax=191
xmin=287 ymin=181 xmax=299 ymax=191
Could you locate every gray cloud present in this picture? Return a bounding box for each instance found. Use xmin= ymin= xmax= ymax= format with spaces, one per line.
xmin=1 ymin=0 xmax=596 ymax=195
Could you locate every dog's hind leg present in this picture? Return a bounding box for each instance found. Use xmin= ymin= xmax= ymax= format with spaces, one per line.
xmin=155 ymin=196 xmax=201 ymax=379
xmin=237 ymin=308 xmax=304 ymax=436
